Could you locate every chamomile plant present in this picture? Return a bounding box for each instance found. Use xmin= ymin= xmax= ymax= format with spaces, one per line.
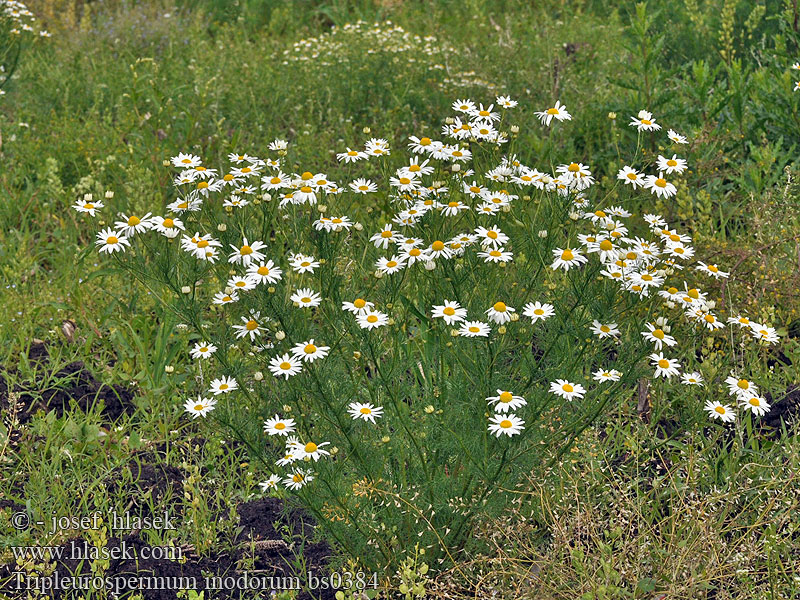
xmin=86 ymin=96 xmax=781 ymax=573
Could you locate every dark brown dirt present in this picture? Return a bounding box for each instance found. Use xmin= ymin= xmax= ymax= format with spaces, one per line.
xmin=105 ymin=460 xmax=186 ymax=517
xmin=0 ymin=342 xmax=136 ymax=425
xmin=760 ymin=384 xmax=800 ymax=437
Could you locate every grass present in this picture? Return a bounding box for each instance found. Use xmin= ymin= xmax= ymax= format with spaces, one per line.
xmin=1 ymin=0 xmax=800 ymax=598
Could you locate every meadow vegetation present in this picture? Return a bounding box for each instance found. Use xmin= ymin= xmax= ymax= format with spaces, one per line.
xmin=1 ymin=1 xmax=799 ymax=598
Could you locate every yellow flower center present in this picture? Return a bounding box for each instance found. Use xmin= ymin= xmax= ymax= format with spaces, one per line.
xmin=181 ymin=158 xmax=192 ymax=164
xmin=257 ymin=266 xmax=270 ymax=275
xmin=432 ymin=241 xmax=445 ymax=251
xmin=399 ymin=177 xmax=411 ymax=185
xmin=300 ymin=186 xmax=313 ymax=193
xmin=599 ymin=240 xmax=613 ymax=251
xmin=493 ymin=302 xmax=507 ymax=312
xmin=365 ymin=314 xmax=379 ymax=323
xmin=106 ymin=236 xmax=118 ymax=244
xmin=688 ymin=289 xmax=699 ymax=299
xmin=737 ymin=379 xmax=749 ymax=390
xmin=561 ymin=249 xmax=575 ymax=261
xmin=360 ymin=407 xmax=372 ymax=414
xmin=199 ymin=347 xmax=208 ymax=352
xmin=658 ymin=359 xmax=670 ymax=369
xmin=409 ymin=248 xmax=420 ymax=256
xmin=600 ymin=325 xmax=610 ymax=332
xmin=162 ymin=218 xmax=175 ymax=228
xmin=246 ymin=320 xmax=258 ymax=331
xmin=469 ymin=326 xmax=480 ymax=333
xmin=469 ymin=186 xmax=481 ymax=194
xmin=715 ymin=406 xmax=726 ymax=415
xmin=197 ymin=181 xmax=208 ymax=189
xmin=499 ymin=391 xmax=513 ymax=403
xmin=220 ymin=384 xmax=228 ymax=390
xmin=304 ymin=344 xmax=317 ymax=354
xmin=500 ymin=419 xmax=512 ymax=428
xmin=655 ymin=178 xmax=667 ymax=188
xmin=627 ymin=172 xmax=637 ymax=180
xmin=194 ymin=404 xmax=204 ymax=411
xmin=562 ymin=384 xmax=574 ymax=393
xmin=301 ymin=171 xmax=313 ymax=180
xmin=749 ymin=398 xmax=761 ymax=407
xmin=240 ymin=245 xmax=253 ymax=255
xmin=279 ymin=361 xmax=292 ymax=370
xmin=386 ymin=261 xmax=397 ymax=268
xmin=667 ymin=159 xmax=677 ymax=167
xmin=275 ymin=422 xmax=286 ymax=430
xmin=546 ymin=107 xmax=559 ymax=115
xmin=652 ymin=329 xmax=665 ymax=339
xmin=667 ymin=287 xmax=678 ymax=295
xmin=127 ymin=216 xmax=140 ymax=226
xmin=301 ymin=297 xmax=311 ymax=303
xmin=293 ymin=473 xmax=304 ymax=483
xmin=641 ymin=119 xmax=652 ymax=125
xmin=487 ymin=230 xmax=498 ymax=239
xmin=704 ymin=314 xmax=715 ymax=323
xmin=420 ymin=137 xmax=431 ymax=145
xmin=490 ymin=251 xmax=501 ymax=257
xmin=270 ymin=177 xmax=281 ymax=184
xmin=224 ymin=173 xmax=234 ymax=181
xmin=354 ymin=298 xmax=366 ymax=308
xmin=358 ymin=185 xmax=369 ymax=191
xmin=568 ymin=163 xmax=581 ymax=173
xmin=443 ymin=307 xmax=455 ymax=316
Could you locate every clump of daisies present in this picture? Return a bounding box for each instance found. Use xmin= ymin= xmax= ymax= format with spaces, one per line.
xmin=87 ymin=93 xmax=785 ymax=572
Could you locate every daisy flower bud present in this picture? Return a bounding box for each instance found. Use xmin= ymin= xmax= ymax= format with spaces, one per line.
xmin=181 ymin=286 xmax=191 ymax=294
xmin=165 ymin=365 xmax=174 ymax=373
xmin=275 ymin=331 xmax=286 ymax=340
xmin=510 ymin=125 xmax=519 ymax=133
xmin=217 ymin=223 xmax=227 ymax=232
xmin=105 ymin=190 xmax=114 ymax=199
xmin=452 ymin=164 xmax=461 ymax=172
xmin=253 ymin=371 xmax=263 ymax=381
